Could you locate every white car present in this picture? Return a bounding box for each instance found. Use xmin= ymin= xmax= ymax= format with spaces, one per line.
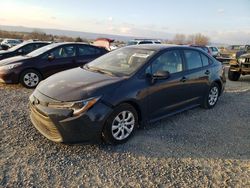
xmin=1 ymin=39 xmax=22 ymax=49
xmin=208 ymin=46 xmax=220 ymax=57
xmin=127 ymin=39 xmax=161 ymax=46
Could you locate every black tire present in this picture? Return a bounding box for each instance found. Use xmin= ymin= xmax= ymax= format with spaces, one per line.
xmin=228 ymin=69 xmax=240 ymax=81
xmin=20 ymin=69 xmax=42 ymax=88
xmin=202 ymin=82 xmax=220 ymax=109
xmin=102 ymin=103 xmax=138 ymax=145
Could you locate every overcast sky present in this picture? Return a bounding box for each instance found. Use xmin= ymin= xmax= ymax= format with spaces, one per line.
xmin=1 ymin=0 xmax=250 ymax=44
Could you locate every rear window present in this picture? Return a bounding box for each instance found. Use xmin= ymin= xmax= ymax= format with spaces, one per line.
xmin=138 ymin=41 xmax=153 ymax=44
xmin=154 ymin=41 xmax=161 ymax=44
xmin=201 ymin=53 xmax=210 ymax=66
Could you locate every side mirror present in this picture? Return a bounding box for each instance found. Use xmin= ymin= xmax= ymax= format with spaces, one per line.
xmin=48 ymin=55 xmax=55 ymax=61
xmin=153 ymin=70 xmax=170 ymax=80
xmin=147 ymin=70 xmax=170 ymax=84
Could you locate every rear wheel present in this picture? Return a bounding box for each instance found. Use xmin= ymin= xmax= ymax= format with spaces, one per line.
xmin=102 ymin=103 xmax=138 ymax=145
xmin=228 ymin=69 xmax=240 ymax=81
xmin=202 ymin=83 xmax=220 ymax=109
xmin=20 ymin=69 xmax=42 ymax=88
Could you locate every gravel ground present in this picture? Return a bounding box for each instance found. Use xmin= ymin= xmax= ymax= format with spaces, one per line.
xmin=0 ymin=66 xmax=250 ymax=187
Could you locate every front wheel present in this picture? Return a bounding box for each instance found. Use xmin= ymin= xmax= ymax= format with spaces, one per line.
xmin=20 ymin=69 xmax=42 ymax=88
xmin=202 ymin=83 xmax=220 ymax=109
xmin=102 ymin=103 xmax=138 ymax=145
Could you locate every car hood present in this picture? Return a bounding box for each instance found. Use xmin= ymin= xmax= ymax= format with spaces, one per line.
xmin=0 ymin=55 xmax=30 ymax=66
xmin=0 ymin=50 xmax=10 ymax=55
xmin=37 ymin=67 xmax=126 ymax=102
xmin=240 ymin=53 xmax=250 ymax=58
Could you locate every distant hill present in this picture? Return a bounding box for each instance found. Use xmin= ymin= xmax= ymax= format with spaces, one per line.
xmin=0 ymin=25 xmax=140 ymax=42
xmin=0 ymin=25 xmax=232 ymax=45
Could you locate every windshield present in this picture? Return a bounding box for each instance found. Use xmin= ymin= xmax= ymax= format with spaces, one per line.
xmin=86 ymin=47 xmax=155 ymax=76
xmin=27 ymin=43 xmax=58 ymax=57
xmin=7 ymin=42 xmax=27 ymax=51
xmin=127 ymin=41 xmax=138 ymax=46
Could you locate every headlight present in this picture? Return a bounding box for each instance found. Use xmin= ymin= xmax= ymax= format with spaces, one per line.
xmin=0 ymin=63 xmax=22 ymax=70
xmin=238 ymin=58 xmax=245 ymax=64
xmin=231 ymin=53 xmax=236 ymax=58
xmin=47 ymin=97 xmax=101 ymax=116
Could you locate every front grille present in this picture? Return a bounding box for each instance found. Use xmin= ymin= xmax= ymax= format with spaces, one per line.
xmin=30 ymin=105 xmax=63 ymax=142
xmin=242 ymin=63 xmax=250 ymax=69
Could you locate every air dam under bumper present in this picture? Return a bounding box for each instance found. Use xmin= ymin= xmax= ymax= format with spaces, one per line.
xmin=29 ymin=93 xmax=113 ymax=143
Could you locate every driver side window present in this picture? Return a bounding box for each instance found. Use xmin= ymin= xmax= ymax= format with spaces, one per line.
xmin=146 ymin=50 xmax=183 ymax=74
xmin=43 ymin=45 xmax=76 ymax=59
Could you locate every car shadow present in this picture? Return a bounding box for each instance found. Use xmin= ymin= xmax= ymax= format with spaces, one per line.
xmin=2 ymin=81 xmax=249 ymax=161
xmin=40 ymin=89 xmax=250 ymax=161
xmin=96 ymin=90 xmax=250 ymax=160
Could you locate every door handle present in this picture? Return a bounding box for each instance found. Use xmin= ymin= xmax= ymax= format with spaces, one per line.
xmin=180 ymin=77 xmax=187 ymax=82
xmin=205 ymin=70 xmax=210 ymax=75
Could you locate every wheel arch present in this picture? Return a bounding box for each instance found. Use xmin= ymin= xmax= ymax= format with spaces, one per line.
xmin=116 ymin=100 xmax=142 ymax=127
xmin=213 ymin=79 xmax=222 ymax=96
xmin=19 ymin=68 xmax=44 ymax=82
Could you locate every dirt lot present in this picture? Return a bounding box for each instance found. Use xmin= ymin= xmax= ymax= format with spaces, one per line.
xmin=0 ymin=66 xmax=250 ymax=187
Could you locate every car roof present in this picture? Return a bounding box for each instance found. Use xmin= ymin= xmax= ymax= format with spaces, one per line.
xmin=48 ymin=42 xmax=90 ymax=47
xmin=124 ymin=44 xmax=203 ymax=52
xmin=22 ymin=41 xmax=51 ymax=44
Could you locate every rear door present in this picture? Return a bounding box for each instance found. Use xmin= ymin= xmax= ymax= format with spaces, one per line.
xmin=181 ymin=49 xmax=211 ymax=103
xmin=76 ymin=44 xmax=106 ymax=66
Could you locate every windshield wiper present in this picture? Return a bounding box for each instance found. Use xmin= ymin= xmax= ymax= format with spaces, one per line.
xmin=88 ymin=66 xmax=116 ymax=77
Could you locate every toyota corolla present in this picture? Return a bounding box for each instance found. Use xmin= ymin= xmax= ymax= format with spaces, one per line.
xmin=29 ymin=45 xmax=226 ymax=144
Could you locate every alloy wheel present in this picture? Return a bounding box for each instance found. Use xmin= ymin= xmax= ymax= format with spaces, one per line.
xmin=111 ymin=111 xmax=135 ymax=140
xmin=208 ymin=86 xmax=219 ymax=106
xmin=23 ymin=72 xmax=39 ymax=87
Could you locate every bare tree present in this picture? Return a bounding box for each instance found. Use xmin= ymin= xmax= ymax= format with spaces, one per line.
xmin=190 ymin=33 xmax=210 ymax=45
xmin=173 ymin=34 xmax=186 ymax=45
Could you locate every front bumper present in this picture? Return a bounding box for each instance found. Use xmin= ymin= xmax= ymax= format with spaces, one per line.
xmin=230 ymin=64 xmax=250 ymax=74
xmin=29 ymin=91 xmax=113 ymax=143
xmin=0 ymin=70 xmax=19 ymax=84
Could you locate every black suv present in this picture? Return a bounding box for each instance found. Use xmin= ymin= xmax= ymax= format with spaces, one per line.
xmin=228 ymin=53 xmax=250 ymax=81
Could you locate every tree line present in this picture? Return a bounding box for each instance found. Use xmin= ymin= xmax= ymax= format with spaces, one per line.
xmin=166 ymin=33 xmax=210 ymax=45
xmin=0 ymin=29 xmax=210 ymax=45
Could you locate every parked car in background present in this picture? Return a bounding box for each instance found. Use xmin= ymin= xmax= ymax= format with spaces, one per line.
xmin=190 ymin=45 xmax=212 ymax=56
xmin=1 ymin=39 xmax=22 ymax=50
xmin=208 ymin=46 xmax=220 ymax=57
xmin=92 ymin=38 xmax=118 ymax=51
xmin=235 ymin=45 xmax=250 ymax=58
xmin=127 ymin=39 xmax=161 ymax=45
xmin=0 ymin=41 xmax=50 ymax=61
xmin=29 ymin=45 xmax=226 ymax=144
xmin=228 ymin=53 xmax=250 ymax=81
xmin=218 ymin=45 xmax=243 ymax=60
xmin=0 ymin=42 xmax=108 ymax=88
xmin=216 ymin=45 xmax=250 ymax=63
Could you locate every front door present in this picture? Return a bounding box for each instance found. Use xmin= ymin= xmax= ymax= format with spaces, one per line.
xmin=145 ymin=50 xmax=188 ymax=121
xmin=41 ymin=45 xmax=77 ymax=78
